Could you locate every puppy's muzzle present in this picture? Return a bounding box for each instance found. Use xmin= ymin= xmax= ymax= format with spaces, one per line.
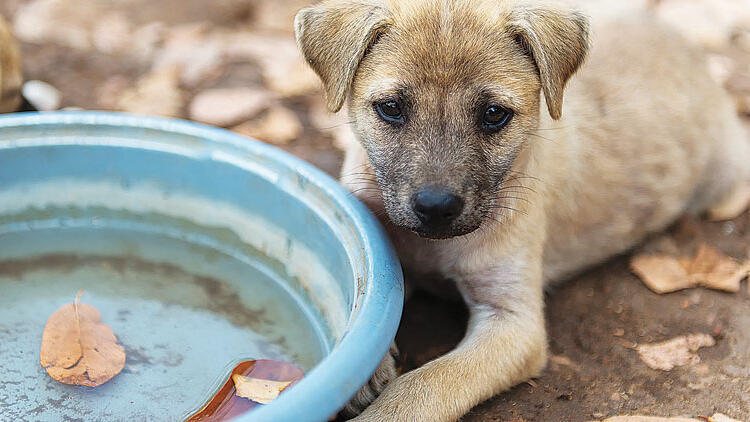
xmin=411 ymin=185 xmax=464 ymax=230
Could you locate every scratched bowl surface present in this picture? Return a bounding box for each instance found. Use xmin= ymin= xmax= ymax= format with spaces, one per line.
xmin=0 ymin=112 xmax=403 ymax=422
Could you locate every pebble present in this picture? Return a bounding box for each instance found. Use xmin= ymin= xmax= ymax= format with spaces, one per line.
xmin=22 ymin=80 xmax=62 ymax=111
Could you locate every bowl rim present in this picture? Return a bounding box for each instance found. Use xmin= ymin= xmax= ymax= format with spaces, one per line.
xmin=0 ymin=111 xmax=404 ymax=422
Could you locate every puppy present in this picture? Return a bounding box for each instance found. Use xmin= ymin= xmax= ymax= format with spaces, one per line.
xmin=0 ymin=14 xmax=22 ymax=113
xmin=296 ymin=0 xmax=750 ymax=421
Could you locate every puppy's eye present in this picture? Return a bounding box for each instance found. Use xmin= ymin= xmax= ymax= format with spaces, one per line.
xmin=482 ymin=106 xmax=513 ymax=132
xmin=375 ymin=101 xmax=405 ymax=124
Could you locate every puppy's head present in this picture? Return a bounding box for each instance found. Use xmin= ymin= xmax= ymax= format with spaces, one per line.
xmin=296 ymin=0 xmax=589 ymax=239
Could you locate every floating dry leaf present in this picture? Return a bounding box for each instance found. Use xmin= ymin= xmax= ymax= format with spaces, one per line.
xmin=186 ymin=360 xmax=304 ymax=421
xmin=40 ymin=291 xmax=126 ymax=387
xmin=636 ymin=333 xmax=715 ymax=371
xmin=232 ymin=374 xmax=292 ymax=404
xmin=630 ymin=245 xmax=749 ymax=294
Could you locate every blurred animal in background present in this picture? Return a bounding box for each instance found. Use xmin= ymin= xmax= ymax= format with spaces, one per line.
xmin=0 ymin=15 xmax=22 ymax=113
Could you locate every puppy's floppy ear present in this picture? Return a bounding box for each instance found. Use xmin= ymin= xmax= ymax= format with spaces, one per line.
xmin=295 ymin=1 xmax=392 ymax=112
xmin=508 ymin=5 xmax=590 ymax=119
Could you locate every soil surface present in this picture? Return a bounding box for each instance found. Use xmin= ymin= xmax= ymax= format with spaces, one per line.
xmin=2 ymin=0 xmax=750 ymax=421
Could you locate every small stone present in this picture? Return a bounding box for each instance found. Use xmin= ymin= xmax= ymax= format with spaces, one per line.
xmin=233 ymin=106 xmax=302 ymax=145
xmin=189 ymin=88 xmax=272 ymax=127
xmin=22 ymin=80 xmax=62 ymax=111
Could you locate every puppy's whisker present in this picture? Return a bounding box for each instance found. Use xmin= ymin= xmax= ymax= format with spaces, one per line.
xmin=497 ymin=185 xmax=537 ymax=193
xmin=316 ymin=120 xmax=357 ymax=131
xmin=495 ymin=196 xmax=531 ymax=204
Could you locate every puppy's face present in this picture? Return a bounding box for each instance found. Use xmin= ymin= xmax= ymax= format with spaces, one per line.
xmin=349 ymin=12 xmax=541 ymax=238
xmin=297 ymin=0 xmax=588 ymax=239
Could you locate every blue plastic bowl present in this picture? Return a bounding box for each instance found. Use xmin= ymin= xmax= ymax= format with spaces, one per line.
xmin=0 ymin=111 xmax=403 ymax=421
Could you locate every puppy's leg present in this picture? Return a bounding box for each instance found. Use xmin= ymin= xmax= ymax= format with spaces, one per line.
xmin=351 ymin=264 xmax=547 ymax=422
xmin=340 ymin=342 xmax=400 ymax=418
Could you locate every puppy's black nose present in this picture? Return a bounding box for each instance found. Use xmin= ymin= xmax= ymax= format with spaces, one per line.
xmin=412 ymin=186 xmax=464 ymax=227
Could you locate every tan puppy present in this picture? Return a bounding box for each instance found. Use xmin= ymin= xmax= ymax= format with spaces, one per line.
xmin=0 ymin=14 xmax=22 ymax=113
xmin=296 ymin=0 xmax=750 ymax=421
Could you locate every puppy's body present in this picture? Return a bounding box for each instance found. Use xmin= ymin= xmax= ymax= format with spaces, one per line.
xmin=297 ymin=1 xmax=750 ymax=421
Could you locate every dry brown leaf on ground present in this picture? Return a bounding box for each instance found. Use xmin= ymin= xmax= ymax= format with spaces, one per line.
xmin=232 ymin=374 xmax=292 ymax=404
xmin=630 ymin=255 xmax=693 ymax=293
xmin=636 ymin=333 xmax=715 ymax=371
xmin=597 ymin=417 xmax=699 ymax=422
xmin=704 ymin=413 xmax=744 ymax=422
xmin=40 ymin=291 xmax=126 ymax=387
xmin=687 ymin=245 xmax=749 ymax=292
xmin=630 ymin=245 xmax=750 ymax=294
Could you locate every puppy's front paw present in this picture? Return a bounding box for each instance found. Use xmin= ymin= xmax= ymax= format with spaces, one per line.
xmin=339 ymin=343 xmax=399 ymax=419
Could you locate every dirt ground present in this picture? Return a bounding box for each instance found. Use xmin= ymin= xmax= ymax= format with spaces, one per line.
xmin=2 ymin=0 xmax=750 ymax=421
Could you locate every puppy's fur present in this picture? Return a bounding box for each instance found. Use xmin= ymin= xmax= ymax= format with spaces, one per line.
xmin=0 ymin=15 xmax=22 ymax=113
xmin=296 ymin=0 xmax=750 ymax=420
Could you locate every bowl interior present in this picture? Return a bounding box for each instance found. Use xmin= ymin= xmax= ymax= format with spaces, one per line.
xmin=0 ymin=112 xmax=402 ymax=421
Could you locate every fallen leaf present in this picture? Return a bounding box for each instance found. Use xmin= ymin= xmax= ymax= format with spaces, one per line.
xmin=707 ymin=413 xmax=743 ymax=422
xmin=598 ymin=417 xmax=699 ymax=422
xmin=630 ymin=245 xmax=750 ymax=294
xmin=40 ymin=291 xmax=126 ymax=387
xmin=232 ymin=374 xmax=292 ymax=404
xmin=687 ymin=245 xmax=748 ymax=292
xmin=636 ymin=333 xmax=715 ymax=371
xmin=186 ymin=360 xmax=304 ymax=421
xmin=630 ymin=255 xmax=693 ymax=293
